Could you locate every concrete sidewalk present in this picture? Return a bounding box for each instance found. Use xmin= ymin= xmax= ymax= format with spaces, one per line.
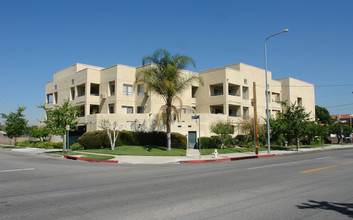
xmin=4 ymin=144 xmax=353 ymax=164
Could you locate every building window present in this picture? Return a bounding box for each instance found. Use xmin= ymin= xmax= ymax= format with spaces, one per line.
xmin=244 ymin=79 xmax=247 ymax=85
xmin=243 ymin=107 xmax=249 ymax=118
xmin=122 ymin=106 xmax=133 ymax=114
xmin=137 ymin=84 xmax=144 ymax=96
xmin=192 ymin=86 xmax=198 ymax=98
xmin=137 ymin=106 xmax=144 ymax=113
xmin=109 ymin=81 xmax=115 ymax=96
xmin=242 ymin=87 xmax=249 ymax=100
xmin=108 ymin=104 xmax=115 ymax=114
xmin=123 ymin=84 xmax=133 ymax=96
xmin=77 ymin=84 xmax=85 ymax=97
xmin=90 ymin=83 xmax=100 ymax=96
xmin=54 ymin=85 xmax=57 ymax=90
xmin=297 ymin=97 xmax=302 ymax=106
xmin=90 ymin=105 xmax=99 ymax=114
xmin=47 ymin=94 xmax=53 ymax=104
xmin=71 ymin=87 xmax=75 ymax=100
xmin=72 ymin=79 xmax=74 ymax=85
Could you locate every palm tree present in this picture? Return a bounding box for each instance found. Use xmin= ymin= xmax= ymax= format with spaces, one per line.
xmin=136 ymin=49 xmax=203 ymax=151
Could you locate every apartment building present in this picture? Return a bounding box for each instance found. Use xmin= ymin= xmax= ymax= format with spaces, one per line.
xmin=45 ymin=62 xmax=315 ymax=142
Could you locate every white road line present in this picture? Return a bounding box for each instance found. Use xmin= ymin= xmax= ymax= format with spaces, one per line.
xmin=248 ymin=157 xmax=331 ymax=170
xmin=0 ymin=168 xmax=35 ymax=173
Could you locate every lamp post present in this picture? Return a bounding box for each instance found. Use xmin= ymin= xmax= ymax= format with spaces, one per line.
xmin=264 ymin=29 xmax=288 ymax=154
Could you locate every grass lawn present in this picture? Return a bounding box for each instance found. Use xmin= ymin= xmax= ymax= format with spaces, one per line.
xmin=82 ymin=145 xmax=186 ymax=156
xmin=0 ymin=146 xmax=25 ymax=149
xmin=81 ymin=155 xmax=115 ymax=160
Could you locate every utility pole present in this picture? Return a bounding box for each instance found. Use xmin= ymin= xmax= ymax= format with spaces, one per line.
xmin=253 ymin=82 xmax=259 ymax=155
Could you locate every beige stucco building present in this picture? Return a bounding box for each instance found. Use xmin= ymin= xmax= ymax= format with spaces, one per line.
xmin=45 ymin=62 xmax=315 ymax=144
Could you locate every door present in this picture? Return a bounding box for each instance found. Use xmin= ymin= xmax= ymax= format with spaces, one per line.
xmin=188 ymin=131 xmax=197 ymax=149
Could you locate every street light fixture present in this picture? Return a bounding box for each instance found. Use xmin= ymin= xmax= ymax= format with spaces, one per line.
xmin=264 ymin=29 xmax=289 ymax=154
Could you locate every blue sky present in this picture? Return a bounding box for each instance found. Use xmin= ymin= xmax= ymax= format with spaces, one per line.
xmin=0 ymin=0 xmax=352 ymax=125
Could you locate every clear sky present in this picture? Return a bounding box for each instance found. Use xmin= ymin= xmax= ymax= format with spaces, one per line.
xmin=0 ymin=0 xmax=352 ymax=125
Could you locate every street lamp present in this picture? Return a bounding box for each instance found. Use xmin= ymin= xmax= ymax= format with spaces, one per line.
xmin=264 ymin=29 xmax=289 ymax=154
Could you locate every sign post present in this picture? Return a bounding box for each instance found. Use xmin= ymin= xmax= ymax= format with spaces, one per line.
xmin=65 ymin=125 xmax=70 ymax=151
xmin=192 ymin=115 xmax=201 ymax=159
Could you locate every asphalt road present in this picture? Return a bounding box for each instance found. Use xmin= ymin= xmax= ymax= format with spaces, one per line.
xmin=1 ymin=148 xmax=353 ymax=220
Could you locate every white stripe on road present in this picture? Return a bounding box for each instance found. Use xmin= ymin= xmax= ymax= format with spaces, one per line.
xmin=248 ymin=157 xmax=331 ymax=170
xmin=0 ymin=168 xmax=35 ymax=173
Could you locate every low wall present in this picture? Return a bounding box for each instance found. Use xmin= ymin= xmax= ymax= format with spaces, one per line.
xmin=0 ymin=137 xmax=32 ymax=146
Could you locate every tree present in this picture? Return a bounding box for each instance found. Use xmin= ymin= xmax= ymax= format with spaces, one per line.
xmin=210 ymin=121 xmax=234 ymax=149
xmin=39 ymin=100 xmax=81 ymax=149
xmin=1 ymin=106 xmax=28 ymax=146
xmin=330 ymin=122 xmax=352 ymax=143
xmin=135 ymin=49 xmax=203 ymax=151
xmin=99 ymin=119 xmax=121 ymax=150
xmin=315 ymin=105 xmax=333 ymax=125
xmin=29 ymin=126 xmax=51 ymax=141
xmin=270 ymin=102 xmax=311 ymax=150
xmin=238 ymin=117 xmax=267 ymax=145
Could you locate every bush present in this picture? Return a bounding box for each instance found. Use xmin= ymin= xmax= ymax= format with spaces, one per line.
xmin=37 ymin=142 xmax=52 ymax=149
xmin=70 ymin=143 xmax=84 ymax=151
xmin=197 ymin=136 xmax=222 ymax=149
xmin=17 ymin=140 xmax=62 ymax=149
xmin=136 ymin=132 xmax=167 ymax=146
xmin=171 ymin=132 xmax=187 ymax=149
xmin=78 ymin=130 xmax=109 ymax=149
xmin=119 ymin=130 xmax=137 ymax=145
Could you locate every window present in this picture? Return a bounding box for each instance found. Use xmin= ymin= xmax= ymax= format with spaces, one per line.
xmin=297 ymin=97 xmax=302 ymax=106
xmin=54 ymin=85 xmax=57 ymax=90
xmin=71 ymin=87 xmax=75 ymax=100
xmin=47 ymin=94 xmax=53 ymax=104
xmin=108 ymin=104 xmax=115 ymax=114
xmin=137 ymin=84 xmax=144 ymax=96
xmin=123 ymin=84 xmax=133 ymax=96
xmin=77 ymin=84 xmax=85 ymax=97
xmin=192 ymin=86 xmax=198 ymax=98
xmin=243 ymin=107 xmax=249 ymax=118
xmin=122 ymin=106 xmax=133 ymax=114
xmin=109 ymin=81 xmax=115 ymax=96
xmin=90 ymin=83 xmax=100 ymax=96
xmin=242 ymin=87 xmax=249 ymax=100
xmin=244 ymin=79 xmax=247 ymax=85
xmin=72 ymin=79 xmax=74 ymax=85
xmin=137 ymin=106 xmax=144 ymax=113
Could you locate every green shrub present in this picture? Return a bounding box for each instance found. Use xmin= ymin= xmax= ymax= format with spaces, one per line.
xmin=119 ymin=130 xmax=137 ymax=145
xmin=53 ymin=142 xmax=63 ymax=149
xmin=197 ymin=136 xmax=221 ymax=149
xmin=136 ymin=132 xmax=167 ymax=146
xmin=17 ymin=140 xmax=33 ymax=147
xmin=171 ymin=132 xmax=187 ymax=149
xmin=37 ymin=142 xmax=52 ymax=149
xmin=70 ymin=143 xmax=84 ymax=151
xmin=78 ymin=130 xmax=109 ymax=149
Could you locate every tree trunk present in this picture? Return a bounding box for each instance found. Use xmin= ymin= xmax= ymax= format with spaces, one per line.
xmin=63 ymin=134 xmax=66 ymax=151
xmin=166 ymin=103 xmax=172 ymax=151
xmin=14 ymin=137 xmax=17 ymax=146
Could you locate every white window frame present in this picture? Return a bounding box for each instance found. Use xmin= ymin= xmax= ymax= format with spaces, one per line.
xmin=123 ymin=84 xmax=133 ymax=96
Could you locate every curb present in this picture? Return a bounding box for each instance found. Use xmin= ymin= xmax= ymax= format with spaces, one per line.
xmin=179 ymin=154 xmax=276 ymax=164
xmin=63 ymin=155 xmax=119 ymax=164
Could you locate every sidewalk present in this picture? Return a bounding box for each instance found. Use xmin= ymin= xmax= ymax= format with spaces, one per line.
xmin=4 ymin=144 xmax=353 ymax=164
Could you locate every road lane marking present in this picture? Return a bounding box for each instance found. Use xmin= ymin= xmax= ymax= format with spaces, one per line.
xmin=248 ymin=157 xmax=331 ymax=170
xmin=0 ymin=168 xmax=35 ymax=173
xmin=300 ymin=161 xmax=353 ymax=173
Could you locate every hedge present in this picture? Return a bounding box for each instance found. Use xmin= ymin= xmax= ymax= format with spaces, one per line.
xmin=17 ymin=140 xmax=63 ymax=149
xmin=78 ymin=130 xmax=187 ymax=150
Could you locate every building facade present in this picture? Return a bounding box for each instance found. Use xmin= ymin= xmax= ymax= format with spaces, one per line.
xmin=45 ymin=62 xmax=315 ymax=140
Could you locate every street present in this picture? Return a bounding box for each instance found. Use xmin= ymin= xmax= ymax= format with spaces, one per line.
xmin=1 ymin=148 xmax=353 ymax=219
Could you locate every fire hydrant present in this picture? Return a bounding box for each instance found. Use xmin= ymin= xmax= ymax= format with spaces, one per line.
xmin=213 ymin=149 xmax=218 ymax=159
